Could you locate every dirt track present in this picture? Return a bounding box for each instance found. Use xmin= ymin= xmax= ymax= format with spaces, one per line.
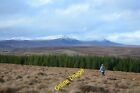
xmin=0 ymin=63 xmax=140 ymax=93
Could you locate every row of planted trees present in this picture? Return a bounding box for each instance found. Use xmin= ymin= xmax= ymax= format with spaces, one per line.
xmin=0 ymin=54 xmax=140 ymax=73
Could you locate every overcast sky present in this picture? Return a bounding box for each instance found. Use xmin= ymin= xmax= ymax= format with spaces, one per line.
xmin=0 ymin=0 xmax=140 ymax=45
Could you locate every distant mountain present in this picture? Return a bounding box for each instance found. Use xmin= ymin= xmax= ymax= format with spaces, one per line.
xmin=0 ymin=38 xmax=122 ymax=48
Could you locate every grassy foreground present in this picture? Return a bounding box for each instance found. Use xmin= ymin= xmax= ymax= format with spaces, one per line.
xmin=0 ymin=64 xmax=140 ymax=93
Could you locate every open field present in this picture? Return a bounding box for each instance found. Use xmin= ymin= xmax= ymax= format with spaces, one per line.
xmin=0 ymin=46 xmax=140 ymax=58
xmin=0 ymin=63 xmax=140 ymax=93
xmin=0 ymin=46 xmax=140 ymax=93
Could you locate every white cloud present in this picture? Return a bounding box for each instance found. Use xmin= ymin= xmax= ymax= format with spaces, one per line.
xmin=0 ymin=17 xmax=32 ymax=28
xmin=27 ymin=0 xmax=55 ymax=7
xmin=35 ymin=35 xmax=64 ymax=40
xmin=8 ymin=35 xmax=63 ymax=40
xmin=55 ymin=3 xmax=90 ymax=16
xmin=10 ymin=37 xmax=32 ymax=40
xmin=107 ymin=31 xmax=140 ymax=44
xmin=8 ymin=35 xmax=79 ymax=40
xmin=100 ymin=10 xmax=140 ymax=22
xmin=90 ymin=0 xmax=116 ymax=7
xmin=91 ymin=0 xmax=107 ymax=5
xmin=100 ymin=12 xmax=122 ymax=22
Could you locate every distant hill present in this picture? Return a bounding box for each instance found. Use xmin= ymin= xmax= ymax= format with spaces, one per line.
xmin=0 ymin=38 xmax=122 ymax=48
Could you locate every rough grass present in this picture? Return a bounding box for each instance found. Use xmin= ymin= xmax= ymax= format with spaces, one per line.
xmin=80 ymin=85 xmax=109 ymax=93
xmin=0 ymin=63 xmax=140 ymax=93
xmin=0 ymin=87 xmax=17 ymax=93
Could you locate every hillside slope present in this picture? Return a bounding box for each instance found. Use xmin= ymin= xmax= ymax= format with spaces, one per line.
xmin=0 ymin=63 xmax=140 ymax=93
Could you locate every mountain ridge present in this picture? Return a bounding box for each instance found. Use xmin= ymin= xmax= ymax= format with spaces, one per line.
xmin=0 ymin=38 xmax=122 ymax=48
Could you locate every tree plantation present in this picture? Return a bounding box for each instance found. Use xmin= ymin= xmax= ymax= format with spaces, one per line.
xmin=0 ymin=55 xmax=140 ymax=73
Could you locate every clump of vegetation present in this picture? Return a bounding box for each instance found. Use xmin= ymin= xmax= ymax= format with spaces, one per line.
xmin=0 ymin=54 xmax=140 ymax=73
xmin=80 ymin=85 xmax=109 ymax=93
xmin=0 ymin=78 xmax=5 ymax=83
xmin=0 ymin=87 xmax=17 ymax=93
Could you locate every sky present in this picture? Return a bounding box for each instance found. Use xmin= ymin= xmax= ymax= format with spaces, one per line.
xmin=0 ymin=0 xmax=140 ymax=45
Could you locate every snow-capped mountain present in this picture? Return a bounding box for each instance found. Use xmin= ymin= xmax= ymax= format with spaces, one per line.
xmin=0 ymin=37 xmax=121 ymax=48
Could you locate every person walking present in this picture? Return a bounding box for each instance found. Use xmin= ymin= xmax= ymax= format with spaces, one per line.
xmin=99 ymin=64 xmax=105 ymax=76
